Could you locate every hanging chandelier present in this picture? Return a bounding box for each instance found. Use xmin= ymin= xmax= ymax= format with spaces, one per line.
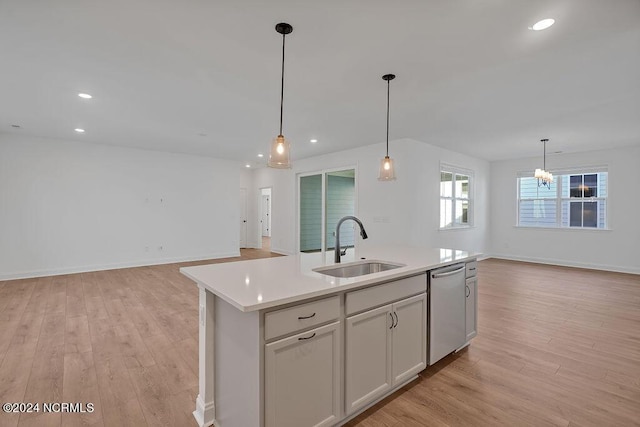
xmin=378 ymin=74 xmax=396 ymax=180
xmin=268 ymin=22 xmax=293 ymax=169
xmin=534 ymin=138 xmax=553 ymax=188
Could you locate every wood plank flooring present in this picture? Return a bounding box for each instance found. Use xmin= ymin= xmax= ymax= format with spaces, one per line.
xmin=347 ymin=259 xmax=640 ymax=427
xmin=0 ymin=255 xmax=638 ymax=426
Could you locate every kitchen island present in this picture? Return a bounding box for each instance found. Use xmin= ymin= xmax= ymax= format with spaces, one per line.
xmin=180 ymin=245 xmax=478 ymax=427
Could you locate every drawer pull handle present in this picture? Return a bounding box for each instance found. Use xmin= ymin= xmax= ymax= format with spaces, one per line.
xmin=393 ymin=312 xmax=399 ymax=328
xmin=389 ymin=313 xmax=394 ymax=329
xmin=298 ymin=333 xmax=316 ymax=341
xmin=298 ymin=312 xmax=316 ymax=320
xmin=466 ymin=285 xmax=470 ymax=298
xmin=469 ymin=267 xmax=476 ymax=271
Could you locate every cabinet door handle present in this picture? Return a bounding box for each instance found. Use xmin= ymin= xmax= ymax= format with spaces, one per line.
xmin=298 ymin=332 xmax=316 ymax=341
xmin=389 ymin=313 xmax=394 ymax=329
xmin=297 ymin=312 xmax=316 ymax=320
xmin=466 ymin=285 xmax=470 ymax=298
xmin=393 ymin=312 xmax=399 ymax=328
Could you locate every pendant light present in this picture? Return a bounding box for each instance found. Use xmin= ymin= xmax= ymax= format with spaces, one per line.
xmin=268 ymin=22 xmax=293 ymax=169
xmin=534 ymin=138 xmax=554 ymax=188
xmin=378 ymin=74 xmax=396 ymax=181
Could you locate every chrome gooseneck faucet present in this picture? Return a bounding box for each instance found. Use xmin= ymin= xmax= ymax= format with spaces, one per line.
xmin=334 ymin=216 xmax=368 ymax=263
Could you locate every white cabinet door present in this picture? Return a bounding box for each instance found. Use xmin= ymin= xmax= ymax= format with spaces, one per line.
xmin=465 ymin=277 xmax=478 ymax=341
xmin=265 ymin=321 xmax=341 ymax=427
xmin=345 ymin=304 xmax=393 ymax=415
xmin=392 ymin=293 xmax=427 ymax=385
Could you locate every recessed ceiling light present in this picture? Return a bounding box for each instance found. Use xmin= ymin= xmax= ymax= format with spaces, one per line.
xmin=78 ymin=93 xmax=92 ymax=99
xmin=74 ymin=128 xmax=85 ymax=133
xmin=310 ymin=139 xmax=318 ymax=143
xmin=530 ymin=18 xmax=555 ymax=31
xmin=257 ymin=154 xmax=264 ymax=158
xmin=245 ymin=164 xmax=251 ymax=168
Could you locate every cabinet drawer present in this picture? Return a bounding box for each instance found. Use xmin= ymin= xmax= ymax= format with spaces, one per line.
xmin=465 ymin=260 xmax=478 ymax=278
xmin=345 ymin=274 xmax=426 ymax=316
xmin=264 ymin=295 xmax=340 ymax=341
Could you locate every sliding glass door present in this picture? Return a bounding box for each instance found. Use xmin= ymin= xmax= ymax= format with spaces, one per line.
xmin=298 ymin=168 xmax=356 ymax=256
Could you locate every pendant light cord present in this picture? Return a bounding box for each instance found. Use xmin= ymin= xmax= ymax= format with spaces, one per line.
xmin=386 ymin=79 xmax=390 ymax=156
xmin=279 ymin=32 xmax=286 ymax=136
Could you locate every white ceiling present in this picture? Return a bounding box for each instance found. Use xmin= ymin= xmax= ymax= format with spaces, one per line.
xmin=1 ymin=0 xmax=639 ymax=165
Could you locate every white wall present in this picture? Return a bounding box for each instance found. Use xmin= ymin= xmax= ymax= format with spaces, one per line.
xmin=0 ymin=134 xmax=241 ymax=279
xmin=490 ymin=145 xmax=640 ymax=274
xmin=250 ymin=138 xmax=491 ymax=256
xmin=249 ymin=167 xmax=296 ymax=254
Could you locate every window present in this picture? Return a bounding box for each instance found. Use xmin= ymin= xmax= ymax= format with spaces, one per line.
xmin=440 ymin=165 xmax=473 ymax=229
xmin=517 ymin=170 xmax=607 ymax=229
xmin=298 ymin=168 xmax=356 ymax=254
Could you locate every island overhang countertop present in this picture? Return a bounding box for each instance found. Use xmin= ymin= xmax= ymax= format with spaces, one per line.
xmin=180 ymin=245 xmax=479 ymax=312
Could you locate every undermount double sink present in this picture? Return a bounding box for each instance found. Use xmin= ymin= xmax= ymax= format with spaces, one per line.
xmin=313 ymin=260 xmax=405 ymax=278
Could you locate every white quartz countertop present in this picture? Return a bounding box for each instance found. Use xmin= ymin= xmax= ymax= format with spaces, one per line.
xmin=180 ymin=245 xmax=479 ymax=312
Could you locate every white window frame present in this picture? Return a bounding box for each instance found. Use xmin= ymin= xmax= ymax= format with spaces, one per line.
xmin=439 ymin=163 xmax=474 ymax=230
xmin=516 ymin=166 xmax=608 ymax=229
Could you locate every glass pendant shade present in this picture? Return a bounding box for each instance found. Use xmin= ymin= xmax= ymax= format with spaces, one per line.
xmin=534 ymin=168 xmax=553 ymax=183
xmin=268 ymin=135 xmax=291 ymax=169
xmin=378 ymin=156 xmax=396 ymax=180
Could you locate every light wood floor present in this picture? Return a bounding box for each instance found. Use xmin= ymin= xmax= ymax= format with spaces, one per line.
xmin=0 ymin=255 xmax=638 ymax=426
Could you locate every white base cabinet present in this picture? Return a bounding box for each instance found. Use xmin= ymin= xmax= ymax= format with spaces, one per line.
xmin=265 ymin=321 xmax=341 ymax=427
xmin=345 ymin=292 xmax=427 ymax=415
xmin=465 ymin=276 xmax=478 ymax=341
xmin=465 ymin=260 xmax=478 ymax=343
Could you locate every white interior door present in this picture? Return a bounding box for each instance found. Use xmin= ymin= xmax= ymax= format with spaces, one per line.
xmin=240 ymin=188 xmax=247 ymax=248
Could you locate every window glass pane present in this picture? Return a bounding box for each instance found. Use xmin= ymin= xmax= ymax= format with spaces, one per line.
xmin=561 ymin=175 xmax=570 ymax=198
xmin=583 ymin=174 xmax=597 ymax=198
xmin=440 ymin=172 xmax=452 ymax=197
xmin=583 ymin=202 xmax=597 ymax=227
xmin=570 ymin=202 xmax=582 ymax=227
xmin=598 ymin=172 xmax=607 ymax=197
xmin=440 ymin=199 xmax=452 ymax=228
xmin=455 ymin=174 xmax=469 ymax=199
xmin=299 ymin=174 xmax=322 ymax=252
xmin=518 ymin=200 xmax=557 ymax=226
xmin=599 ymin=200 xmax=606 ymax=228
xmin=570 ymin=175 xmax=582 ymax=198
xmin=561 ymin=200 xmax=569 ymax=227
xmin=325 ymin=171 xmax=355 ymax=252
xmin=520 ymin=177 xmax=556 ymax=199
xmin=455 ymin=200 xmax=469 ymax=225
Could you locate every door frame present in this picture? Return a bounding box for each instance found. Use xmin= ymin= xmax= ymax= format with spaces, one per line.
xmin=239 ymin=187 xmax=247 ymax=249
xmin=257 ymin=186 xmax=272 ymax=249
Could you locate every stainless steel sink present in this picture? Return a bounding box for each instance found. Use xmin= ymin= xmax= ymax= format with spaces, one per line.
xmin=313 ymin=260 xmax=404 ymax=278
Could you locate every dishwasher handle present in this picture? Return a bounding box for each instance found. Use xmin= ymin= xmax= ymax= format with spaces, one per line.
xmin=431 ymin=265 xmax=465 ymax=279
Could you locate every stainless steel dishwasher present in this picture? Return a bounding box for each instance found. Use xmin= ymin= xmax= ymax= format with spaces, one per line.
xmin=429 ymin=263 xmax=467 ymax=365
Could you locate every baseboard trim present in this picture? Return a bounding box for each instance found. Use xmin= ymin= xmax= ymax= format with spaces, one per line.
xmin=488 ymin=253 xmax=640 ymax=275
xmin=0 ymin=251 xmax=241 ymax=281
